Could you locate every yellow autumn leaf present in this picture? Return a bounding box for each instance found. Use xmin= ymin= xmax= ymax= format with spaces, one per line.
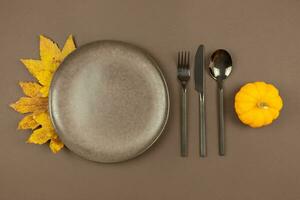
xmin=20 ymin=59 xmax=44 ymax=77
xmin=40 ymin=86 xmax=50 ymax=97
xmin=50 ymin=138 xmax=64 ymax=153
xmin=61 ymin=35 xmax=76 ymax=59
xmin=27 ymin=112 xmax=60 ymax=146
xmin=39 ymin=35 xmax=62 ymax=72
xmin=10 ymin=35 xmax=76 ymax=153
xmin=27 ymin=128 xmax=55 ymax=144
xmin=10 ymin=97 xmax=48 ymax=114
xmin=18 ymin=114 xmax=39 ymax=130
xmin=36 ymin=70 xmax=53 ymax=86
xmin=20 ymin=61 xmax=52 ymax=96
xmin=19 ymin=82 xmax=42 ymax=97
xmin=21 ymin=35 xmax=76 ymax=97
xmin=33 ymin=112 xmax=53 ymax=128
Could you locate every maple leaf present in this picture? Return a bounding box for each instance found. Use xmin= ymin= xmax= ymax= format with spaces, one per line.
xmin=27 ymin=113 xmax=63 ymax=150
xmin=10 ymin=35 xmax=76 ymax=153
xmin=21 ymin=35 xmax=76 ymax=97
xmin=18 ymin=114 xmax=39 ymax=130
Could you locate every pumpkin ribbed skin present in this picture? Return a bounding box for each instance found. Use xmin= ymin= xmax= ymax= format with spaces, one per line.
xmin=234 ymin=82 xmax=283 ymax=128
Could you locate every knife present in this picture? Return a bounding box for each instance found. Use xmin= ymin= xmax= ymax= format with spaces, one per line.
xmin=194 ymin=45 xmax=206 ymax=157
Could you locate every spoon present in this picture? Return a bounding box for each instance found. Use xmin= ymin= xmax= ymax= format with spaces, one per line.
xmin=208 ymin=49 xmax=232 ymax=156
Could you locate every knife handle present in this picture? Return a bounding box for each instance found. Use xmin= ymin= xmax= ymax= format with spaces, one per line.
xmin=180 ymin=87 xmax=188 ymax=157
xmin=199 ymin=92 xmax=207 ymax=157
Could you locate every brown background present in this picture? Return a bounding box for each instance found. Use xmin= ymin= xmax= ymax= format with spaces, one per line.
xmin=1 ymin=0 xmax=300 ymax=199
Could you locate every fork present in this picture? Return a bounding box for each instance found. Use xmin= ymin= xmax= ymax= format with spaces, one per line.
xmin=177 ymin=51 xmax=190 ymax=157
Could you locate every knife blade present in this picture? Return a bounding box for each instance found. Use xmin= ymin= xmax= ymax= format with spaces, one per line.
xmin=195 ymin=45 xmax=204 ymax=93
xmin=194 ymin=44 xmax=206 ymax=157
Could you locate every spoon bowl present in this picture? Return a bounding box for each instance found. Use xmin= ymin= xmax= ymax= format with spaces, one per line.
xmin=209 ymin=49 xmax=232 ymax=80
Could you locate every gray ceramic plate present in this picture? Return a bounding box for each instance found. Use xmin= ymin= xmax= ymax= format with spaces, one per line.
xmin=49 ymin=41 xmax=169 ymax=163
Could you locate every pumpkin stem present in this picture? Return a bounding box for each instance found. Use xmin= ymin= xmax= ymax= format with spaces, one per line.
xmin=257 ymin=102 xmax=269 ymax=109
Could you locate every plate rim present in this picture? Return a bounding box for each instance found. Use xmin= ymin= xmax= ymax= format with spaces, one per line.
xmin=49 ymin=40 xmax=170 ymax=163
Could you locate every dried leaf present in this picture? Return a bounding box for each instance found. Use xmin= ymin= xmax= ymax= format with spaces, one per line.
xmin=28 ymin=113 xmax=61 ymax=148
xmin=20 ymin=59 xmax=44 ymax=76
xmin=27 ymin=128 xmax=55 ymax=144
xmin=40 ymin=35 xmax=61 ymax=65
xmin=10 ymin=97 xmax=48 ymax=114
xmin=61 ymin=35 xmax=76 ymax=59
xmin=50 ymin=138 xmax=64 ymax=153
xmin=40 ymin=86 xmax=50 ymax=97
xmin=11 ymin=35 xmax=76 ymax=153
xmin=33 ymin=112 xmax=53 ymax=128
xmin=35 ymin=70 xmax=52 ymax=87
xmin=19 ymin=82 xmax=42 ymax=97
xmin=18 ymin=114 xmax=39 ymax=130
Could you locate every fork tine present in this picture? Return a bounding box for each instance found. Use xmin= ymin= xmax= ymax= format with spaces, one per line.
xmin=179 ymin=51 xmax=181 ymax=67
xmin=187 ymin=51 xmax=190 ymax=67
xmin=179 ymin=51 xmax=182 ymax=67
xmin=177 ymin=52 xmax=180 ymax=68
xmin=181 ymin=51 xmax=183 ymax=66
xmin=177 ymin=51 xmax=191 ymax=70
xmin=183 ymin=51 xmax=185 ymax=66
xmin=182 ymin=51 xmax=186 ymax=68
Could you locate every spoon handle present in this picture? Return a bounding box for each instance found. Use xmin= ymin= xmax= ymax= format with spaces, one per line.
xmin=180 ymin=86 xmax=188 ymax=157
xmin=218 ymin=82 xmax=225 ymax=156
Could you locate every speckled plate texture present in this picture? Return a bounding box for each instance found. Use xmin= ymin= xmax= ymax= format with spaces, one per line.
xmin=49 ymin=41 xmax=169 ymax=163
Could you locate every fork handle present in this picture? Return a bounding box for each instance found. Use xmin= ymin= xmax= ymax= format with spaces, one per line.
xmin=180 ymin=87 xmax=188 ymax=157
xmin=199 ymin=92 xmax=207 ymax=157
